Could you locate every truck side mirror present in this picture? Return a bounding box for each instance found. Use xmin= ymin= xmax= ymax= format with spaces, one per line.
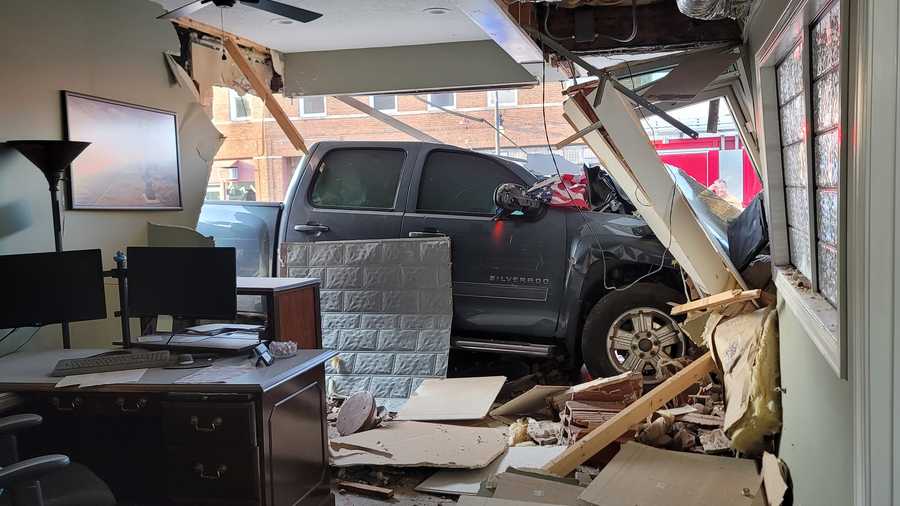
xmin=493 ymin=183 xmax=545 ymax=221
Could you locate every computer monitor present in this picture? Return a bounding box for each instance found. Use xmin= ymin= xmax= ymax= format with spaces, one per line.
xmin=127 ymin=247 xmax=237 ymax=320
xmin=0 ymin=249 xmax=107 ymax=328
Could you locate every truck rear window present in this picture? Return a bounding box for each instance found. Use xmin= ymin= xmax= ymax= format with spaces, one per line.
xmin=309 ymin=148 xmax=405 ymax=210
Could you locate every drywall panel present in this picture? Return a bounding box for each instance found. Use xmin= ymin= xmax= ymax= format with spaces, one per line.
xmin=0 ymin=0 xmax=222 ymax=351
xmin=282 ymin=40 xmax=536 ymax=97
xmin=777 ymin=299 xmax=851 ymax=506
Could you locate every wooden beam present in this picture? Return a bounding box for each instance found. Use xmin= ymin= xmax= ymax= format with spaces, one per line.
xmin=554 ymin=117 xmax=604 ymax=149
xmin=334 ymin=96 xmax=442 ymax=144
xmin=542 ymin=352 xmax=717 ymax=477
xmin=335 ymin=481 xmax=394 ymax=499
xmin=670 ymin=289 xmax=762 ymax=316
xmin=223 ymin=37 xmax=308 ymax=154
xmin=171 ymin=17 xmax=271 ymax=55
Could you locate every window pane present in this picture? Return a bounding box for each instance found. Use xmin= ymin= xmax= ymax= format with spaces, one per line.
xmin=785 ymin=187 xmax=810 ymax=233
xmin=811 ymin=0 xmax=841 ymax=309
xmin=779 ymin=97 xmax=805 ymax=146
xmin=789 ymin=226 xmax=812 ymax=279
xmin=418 ymin=151 xmax=521 ymax=214
xmin=489 ymin=89 xmax=517 ymax=106
xmin=230 ymin=90 xmax=251 ymax=119
xmin=428 ymin=93 xmax=455 ymax=108
xmin=372 ymin=95 xmax=396 ymax=111
xmin=302 ymin=96 xmax=325 ymax=116
xmin=812 ymin=2 xmax=841 ymax=78
xmin=310 ymin=149 xmax=405 ymax=209
xmin=782 ymin=142 xmax=808 ymax=187
xmin=776 ymin=44 xmax=803 ymax=105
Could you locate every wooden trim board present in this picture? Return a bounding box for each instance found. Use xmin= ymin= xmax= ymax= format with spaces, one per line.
xmin=671 ymin=289 xmax=762 ymax=315
xmin=542 ymin=352 xmax=717 ymax=476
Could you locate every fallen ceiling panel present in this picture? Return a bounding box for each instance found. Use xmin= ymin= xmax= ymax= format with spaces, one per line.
xmin=282 ymin=40 xmax=537 ymax=97
xmin=563 ymin=84 xmax=738 ymax=295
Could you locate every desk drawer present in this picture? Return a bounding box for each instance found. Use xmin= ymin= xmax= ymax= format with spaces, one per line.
xmin=166 ymin=446 xmax=260 ymax=503
xmin=162 ymin=401 xmax=256 ymax=446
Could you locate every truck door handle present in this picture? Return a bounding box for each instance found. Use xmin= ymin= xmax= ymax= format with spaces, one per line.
xmin=294 ymin=223 xmax=330 ymax=234
xmin=409 ymin=229 xmax=445 ymax=238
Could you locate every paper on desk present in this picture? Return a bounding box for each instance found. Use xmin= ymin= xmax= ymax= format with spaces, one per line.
xmin=55 ymin=369 xmax=148 ymax=388
xmin=174 ymin=364 xmax=255 ymax=384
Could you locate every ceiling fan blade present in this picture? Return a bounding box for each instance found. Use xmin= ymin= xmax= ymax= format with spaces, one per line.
xmin=157 ymin=0 xmax=209 ymax=19
xmin=246 ymin=0 xmax=323 ymax=23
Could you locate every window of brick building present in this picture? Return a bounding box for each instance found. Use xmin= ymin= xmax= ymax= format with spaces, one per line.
xmin=487 ymin=89 xmax=517 ymax=107
xmin=370 ymin=94 xmax=397 ymax=113
xmin=229 ymin=89 xmax=252 ymax=121
xmin=300 ymin=96 xmax=326 ymax=117
xmin=427 ymin=92 xmax=455 ymax=110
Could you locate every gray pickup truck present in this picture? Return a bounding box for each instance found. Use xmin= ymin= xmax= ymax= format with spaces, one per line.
xmin=199 ymin=141 xmax=689 ymax=383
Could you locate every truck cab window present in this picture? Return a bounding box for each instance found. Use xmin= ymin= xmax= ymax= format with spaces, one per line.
xmin=309 ymin=149 xmax=405 ymax=210
xmin=417 ymin=151 xmax=522 ymax=215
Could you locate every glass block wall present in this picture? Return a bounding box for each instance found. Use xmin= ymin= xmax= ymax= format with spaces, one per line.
xmin=811 ymin=2 xmax=841 ymax=308
xmin=776 ymin=43 xmax=813 ymax=280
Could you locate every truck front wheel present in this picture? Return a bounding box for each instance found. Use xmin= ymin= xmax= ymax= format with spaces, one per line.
xmin=581 ymin=283 xmax=687 ymax=384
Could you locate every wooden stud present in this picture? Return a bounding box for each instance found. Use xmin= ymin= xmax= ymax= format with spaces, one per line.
xmin=670 ymin=289 xmax=762 ymax=316
xmin=222 ymin=37 xmax=308 ymax=154
xmin=542 ymin=352 xmax=717 ymax=477
xmin=335 ymin=481 xmax=394 ymax=499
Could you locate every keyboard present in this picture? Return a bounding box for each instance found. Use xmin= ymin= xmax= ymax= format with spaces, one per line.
xmin=51 ymin=350 xmax=172 ymax=377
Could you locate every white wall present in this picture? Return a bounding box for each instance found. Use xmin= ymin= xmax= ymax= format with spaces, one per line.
xmin=0 ymin=0 xmax=222 ymax=351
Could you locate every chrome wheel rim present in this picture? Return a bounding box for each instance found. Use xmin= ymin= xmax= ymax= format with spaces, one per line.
xmin=606 ymin=307 xmax=685 ymax=383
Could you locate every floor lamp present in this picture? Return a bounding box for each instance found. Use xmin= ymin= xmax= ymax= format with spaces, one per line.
xmin=6 ymin=140 xmax=91 ymax=349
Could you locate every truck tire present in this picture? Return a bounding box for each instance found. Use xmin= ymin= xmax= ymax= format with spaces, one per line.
xmin=581 ymin=283 xmax=686 ymax=384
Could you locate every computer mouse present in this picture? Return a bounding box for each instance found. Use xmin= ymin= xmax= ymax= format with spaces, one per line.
xmin=177 ymin=354 xmax=194 ymax=366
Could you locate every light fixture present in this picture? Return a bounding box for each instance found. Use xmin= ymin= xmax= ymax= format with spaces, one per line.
xmin=270 ymin=17 xmax=294 ymax=25
xmin=423 ymin=7 xmax=451 ymax=15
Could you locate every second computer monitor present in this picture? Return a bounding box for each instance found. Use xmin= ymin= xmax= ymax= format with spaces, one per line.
xmin=127 ymin=247 xmax=237 ymax=320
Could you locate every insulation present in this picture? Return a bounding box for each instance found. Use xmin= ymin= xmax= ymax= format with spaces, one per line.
xmin=676 ymin=0 xmax=753 ymax=20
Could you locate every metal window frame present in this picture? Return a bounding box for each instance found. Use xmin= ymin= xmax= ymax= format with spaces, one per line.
xmin=228 ymin=89 xmax=252 ymax=121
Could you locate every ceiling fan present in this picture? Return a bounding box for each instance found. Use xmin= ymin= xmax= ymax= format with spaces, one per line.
xmin=158 ymin=0 xmax=322 ymax=23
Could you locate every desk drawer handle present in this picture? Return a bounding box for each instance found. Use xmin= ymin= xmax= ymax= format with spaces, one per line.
xmin=50 ymin=396 xmax=82 ymax=412
xmin=190 ymin=416 xmax=223 ymax=432
xmin=193 ymin=463 xmax=227 ymax=480
xmin=116 ymin=397 xmax=148 ymax=413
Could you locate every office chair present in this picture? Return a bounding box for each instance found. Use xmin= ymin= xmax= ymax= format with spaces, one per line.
xmin=0 ymin=414 xmax=115 ymax=506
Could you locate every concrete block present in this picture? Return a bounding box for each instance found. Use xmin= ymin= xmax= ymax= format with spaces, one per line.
xmin=410 ymin=377 xmax=426 ymax=393
xmin=287 ymin=267 xmax=308 ymax=278
xmin=322 ymin=313 xmax=360 ymax=330
xmin=354 ymin=353 xmax=395 ymax=375
xmin=319 ymin=290 xmax=343 ymax=312
xmin=420 ymin=290 xmax=452 ymax=314
xmin=283 ymin=243 xmax=309 ymax=266
xmin=370 ymin=376 xmax=411 ymax=398
xmin=363 ymin=266 xmax=401 ymax=289
xmin=329 ymin=375 xmax=371 ymax=396
xmin=383 ymin=241 xmax=420 ymax=264
xmin=436 ymin=265 xmax=452 ymax=288
xmin=401 ymin=266 xmax=437 ymax=289
xmin=307 ymin=267 xmax=325 ymax=284
xmin=382 ymin=291 xmax=419 ymax=314
xmin=345 ymin=242 xmax=382 ymax=265
xmin=322 ymin=331 xmax=339 ymax=349
xmin=343 ymin=290 xmax=383 ymax=313
xmin=309 ymin=242 xmax=344 ymax=266
xmin=435 ymin=315 xmax=453 ymax=329
xmin=361 ymin=314 xmax=399 ymax=329
xmin=434 ymin=354 xmax=449 ymax=376
xmin=325 ymin=353 xmax=355 ymax=374
xmin=325 ymin=267 xmax=362 ymax=289
xmin=420 ymin=240 xmax=450 ymax=264
xmin=340 ymin=329 xmax=378 ymax=350
xmin=378 ymin=329 xmax=418 ymax=351
xmin=393 ymin=354 xmax=435 ymax=375
xmin=401 ymin=315 xmax=435 ymax=330
xmin=418 ymin=329 xmax=451 ymax=351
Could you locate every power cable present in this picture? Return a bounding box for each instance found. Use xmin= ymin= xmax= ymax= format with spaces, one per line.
xmin=413 ymin=96 xmax=529 ymax=156
xmin=543 ymin=0 xmax=638 ymax=45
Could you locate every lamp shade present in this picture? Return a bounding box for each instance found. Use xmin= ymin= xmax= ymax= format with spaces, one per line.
xmin=6 ymin=140 xmax=91 ymax=188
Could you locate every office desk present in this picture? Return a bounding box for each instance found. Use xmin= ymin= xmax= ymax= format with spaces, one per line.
xmin=237 ymin=277 xmax=321 ymax=348
xmin=0 ymin=348 xmax=337 ymax=506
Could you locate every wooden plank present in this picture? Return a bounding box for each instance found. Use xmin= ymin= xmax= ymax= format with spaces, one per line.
xmin=670 ymin=289 xmax=762 ymax=316
xmin=335 ymin=481 xmax=394 ymax=499
xmin=542 ymin=352 xmax=717 ymax=477
xmin=222 ymin=37 xmax=308 ymax=154
xmin=172 ymin=17 xmax=271 ymax=55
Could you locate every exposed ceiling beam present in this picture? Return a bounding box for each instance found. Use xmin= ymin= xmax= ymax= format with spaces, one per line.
xmin=171 ymin=17 xmax=271 ymax=56
xmin=333 ymin=96 xmax=442 ymax=144
xmin=223 ymin=37 xmax=308 ymax=153
xmin=518 ymin=2 xmax=741 ymax=55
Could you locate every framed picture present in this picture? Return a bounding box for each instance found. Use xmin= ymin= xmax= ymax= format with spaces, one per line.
xmin=62 ymin=91 xmax=182 ymax=210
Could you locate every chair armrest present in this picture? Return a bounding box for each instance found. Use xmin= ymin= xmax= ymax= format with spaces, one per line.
xmin=0 ymin=415 xmax=41 ymax=435
xmin=0 ymin=455 xmax=69 ymax=489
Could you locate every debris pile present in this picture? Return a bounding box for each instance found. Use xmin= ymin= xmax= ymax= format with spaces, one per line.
xmin=325 ymin=287 xmax=789 ymax=505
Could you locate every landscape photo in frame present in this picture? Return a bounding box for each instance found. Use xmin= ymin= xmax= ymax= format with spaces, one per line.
xmin=63 ymin=91 xmax=182 ymax=210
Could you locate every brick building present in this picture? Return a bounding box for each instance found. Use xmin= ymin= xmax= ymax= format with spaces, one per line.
xmin=206 ymin=83 xmax=586 ymax=202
